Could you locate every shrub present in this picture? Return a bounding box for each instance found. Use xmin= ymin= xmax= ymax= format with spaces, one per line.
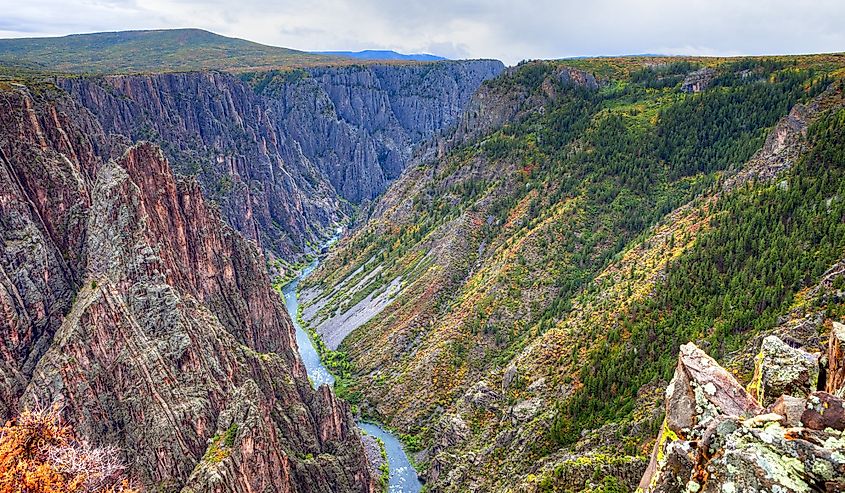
xmin=0 ymin=406 xmax=138 ymax=493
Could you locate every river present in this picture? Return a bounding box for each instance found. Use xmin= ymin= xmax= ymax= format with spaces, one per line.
xmin=282 ymin=257 xmax=422 ymax=493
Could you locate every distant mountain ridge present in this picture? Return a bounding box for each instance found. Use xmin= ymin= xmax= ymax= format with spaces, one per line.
xmin=314 ymin=49 xmax=447 ymax=61
xmin=0 ymin=28 xmax=348 ymax=74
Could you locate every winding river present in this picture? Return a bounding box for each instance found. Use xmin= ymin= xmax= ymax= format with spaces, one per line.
xmin=283 ymin=258 xmax=422 ymax=493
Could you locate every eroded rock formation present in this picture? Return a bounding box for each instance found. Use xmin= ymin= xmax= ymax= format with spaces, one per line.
xmin=680 ymin=68 xmax=716 ymax=93
xmin=58 ymin=60 xmax=504 ymax=261
xmin=0 ymin=82 xmax=374 ymax=492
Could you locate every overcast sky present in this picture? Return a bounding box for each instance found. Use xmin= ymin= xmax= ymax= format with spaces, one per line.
xmin=1 ymin=0 xmax=843 ymax=65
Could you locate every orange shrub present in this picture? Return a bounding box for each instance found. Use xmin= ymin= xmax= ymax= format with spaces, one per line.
xmin=0 ymin=407 xmax=138 ymax=493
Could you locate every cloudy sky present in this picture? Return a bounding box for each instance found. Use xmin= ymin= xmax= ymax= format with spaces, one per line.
xmin=1 ymin=0 xmax=843 ymax=65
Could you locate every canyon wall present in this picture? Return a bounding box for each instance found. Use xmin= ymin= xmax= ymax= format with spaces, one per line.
xmin=58 ymin=60 xmax=504 ymax=262
xmin=0 ymin=82 xmax=374 ymax=492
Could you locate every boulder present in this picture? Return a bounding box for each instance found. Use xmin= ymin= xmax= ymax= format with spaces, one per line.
xmin=639 ymin=343 xmax=761 ymax=491
xmin=770 ymin=394 xmax=808 ymax=427
xmin=664 ymin=343 xmax=762 ymax=436
xmin=694 ymin=419 xmax=845 ymax=492
xmin=748 ymin=335 xmax=819 ymax=406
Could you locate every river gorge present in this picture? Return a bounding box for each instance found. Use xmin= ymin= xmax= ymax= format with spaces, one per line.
xmin=283 ymin=255 xmax=422 ymax=493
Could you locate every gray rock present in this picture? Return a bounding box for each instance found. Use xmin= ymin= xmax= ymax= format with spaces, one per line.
xmin=680 ymin=68 xmax=716 ymax=93
xmin=502 ymin=364 xmax=517 ymax=392
xmin=749 ymin=335 xmax=820 ymax=407
xmin=58 ymin=61 xmax=505 ymax=261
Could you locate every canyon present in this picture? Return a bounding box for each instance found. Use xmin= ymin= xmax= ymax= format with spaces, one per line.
xmin=0 ymin=39 xmax=501 ymax=491
xmin=58 ymin=59 xmax=504 ymax=265
xmin=0 ymin=82 xmax=374 ymax=491
xmin=2 ymin=29 xmax=845 ymax=493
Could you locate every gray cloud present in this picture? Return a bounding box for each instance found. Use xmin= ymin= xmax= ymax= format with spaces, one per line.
xmin=0 ymin=0 xmax=842 ymax=64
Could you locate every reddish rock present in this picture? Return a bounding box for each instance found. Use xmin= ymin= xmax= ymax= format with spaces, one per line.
xmin=0 ymin=83 xmax=375 ymax=493
xmin=770 ymin=394 xmax=808 ymax=427
xmin=827 ymin=322 xmax=845 ymax=396
xmin=639 ymin=343 xmax=762 ymax=491
xmin=640 ymin=343 xmax=845 ymax=493
xmin=802 ymin=392 xmax=845 ymax=431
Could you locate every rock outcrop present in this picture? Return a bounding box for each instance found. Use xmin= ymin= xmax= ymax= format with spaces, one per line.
xmin=680 ymin=68 xmax=716 ymax=93
xmin=58 ymin=60 xmax=504 ymax=261
xmin=639 ymin=339 xmax=845 ymax=493
xmin=748 ymin=335 xmax=820 ymax=406
xmin=828 ymin=322 xmax=845 ymax=396
xmin=0 ymin=82 xmax=375 ymax=492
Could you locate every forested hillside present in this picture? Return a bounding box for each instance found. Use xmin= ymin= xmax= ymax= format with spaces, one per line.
xmin=300 ymin=55 xmax=845 ymax=491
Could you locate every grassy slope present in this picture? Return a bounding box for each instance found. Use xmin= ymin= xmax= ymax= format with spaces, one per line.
xmin=0 ymin=28 xmax=394 ymax=75
xmin=302 ymin=55 xmax=845 ymax=491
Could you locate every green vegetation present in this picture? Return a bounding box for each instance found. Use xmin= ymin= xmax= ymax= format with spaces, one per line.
xmin=629 ymin=61 xmax=699 ymax=89
xmin=241 ymin=68 xmax=312 ymax=96
xmin=0 ymin=28 xmax=362 ymax=75
xmin=534 ymin=453 xmax=635 ymax=492
xmin=296 ymin=309 xmax=361 ymax=403
xmin=313 ymin=58 xmax=829 ymax=366
xmin=202 ymin=423 xmax=239 ymax=464
xmin=270 ymin=254 xmax=316 ymax=291
xmin=300 ymin=54 xmax=845 ymax=491
xmin=551 ymin=86 xmax=845 ymax=445
xmin=376 ymin=437 xmax=389 ymax=492
xmin=657 ymin=67 xmax=830 ymax=179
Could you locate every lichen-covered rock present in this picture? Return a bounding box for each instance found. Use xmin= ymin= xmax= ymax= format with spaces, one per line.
xmin=639 ymin=343 xmax=762 ymax=491
xmin=639 ymin=341 xmax=845 ymax=493
xmin=694 ymin=418 xmax=845 ymax=493
xmin=802 ymin=392 xmax=845 ymax=431
xmin=748 ymin=335 xmax=820 ymax=407
xmin=665 ymin=343 xmax=762 ymax=435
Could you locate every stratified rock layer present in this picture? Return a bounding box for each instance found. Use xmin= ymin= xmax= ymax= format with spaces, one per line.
xmin=0 ymin=83 xmax=374 ymax=493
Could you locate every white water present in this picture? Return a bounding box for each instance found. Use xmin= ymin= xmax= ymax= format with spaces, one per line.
xmin=282 ymin=255 xmax=422 ymax=493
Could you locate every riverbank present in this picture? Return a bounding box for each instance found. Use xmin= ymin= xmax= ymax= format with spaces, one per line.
xmin=281 ymin=254 xmax=422 ymax=493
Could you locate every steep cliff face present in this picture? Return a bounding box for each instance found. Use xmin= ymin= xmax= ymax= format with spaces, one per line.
xmin=0 ymin=82 xmax=374 ymax=492
xmin=58 ymin=71 xmax=343 ymax=262
xmin=58 ymin=60 xmax=504 ymax=262
xmin=278 ymin=61 xmax=505 ymax=203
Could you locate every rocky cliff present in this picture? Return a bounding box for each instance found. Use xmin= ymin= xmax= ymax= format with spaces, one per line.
xmin=640 ymin=338 xmax=845 ymax=492
xmin=57 ymin=60 xmax=504 ymax=263
xmin=0 ymin=81 xmax=375 ymax=492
